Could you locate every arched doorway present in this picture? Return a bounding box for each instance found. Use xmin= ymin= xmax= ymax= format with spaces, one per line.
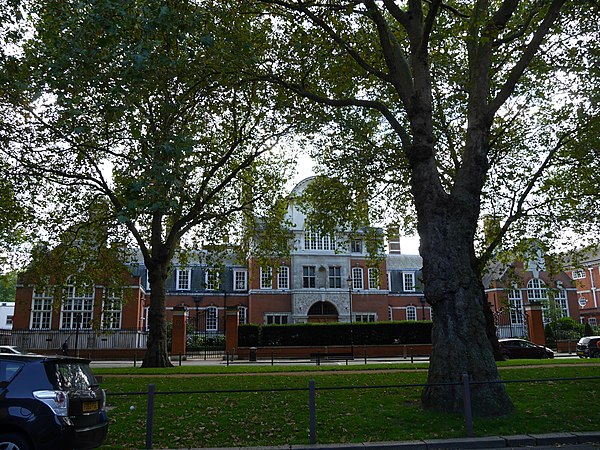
xmin=307 ymin=301 xmax=339 ymax=323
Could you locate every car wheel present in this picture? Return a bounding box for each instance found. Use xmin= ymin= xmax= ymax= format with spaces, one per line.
xmin=0 ymin=433 xmax=31 ymax=450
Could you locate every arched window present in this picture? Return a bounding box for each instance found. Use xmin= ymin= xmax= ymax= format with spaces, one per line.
xmin=406 ymin=305 xmax=417 ymax=321
xmin=527 ymin=278 xmax=548 ymax=301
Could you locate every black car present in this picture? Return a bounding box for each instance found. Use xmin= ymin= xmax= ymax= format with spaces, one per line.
xmin=498 ymin=338 xmax=554 ymax=360
xmin=0 ymin=354 xmax=108 ymax=450
xmin=576 ymin=336 xmax=600 ymax=358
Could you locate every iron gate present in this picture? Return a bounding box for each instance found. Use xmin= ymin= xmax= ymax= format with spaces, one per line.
xmin=186 ymin=308 xmax=225 ymax=359
xmin=494 ymin=308 xmax=529 ymax=339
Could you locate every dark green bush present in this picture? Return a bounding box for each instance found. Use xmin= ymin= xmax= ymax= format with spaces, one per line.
xmin=238 ymin=321 xmax=432 ymax=347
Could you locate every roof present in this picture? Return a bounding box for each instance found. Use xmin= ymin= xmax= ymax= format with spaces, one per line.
xmin=386 ymin=254 xmax=422 ymax=270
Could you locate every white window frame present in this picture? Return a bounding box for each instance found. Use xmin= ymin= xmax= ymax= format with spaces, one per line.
xmin=265 ymin=313 xmax=289 ymax=325
xmin=61 ymin=281 xmax=94 ymax=330
xmin=406 ymin=305 xmax=417 ymax=321
xmin=304 ymin=230 xmax=336 ymax=251
xmin=30 ymin=288 xmax=53 ymax=330
xmin=403 ymin=272 xmax=415 ymax=292
xmin=206 ymin=306 xmax=218 ymax=331
xmin=508 ymin=289 xmax=524 ymax=325
xmin=303 ymin=266 xmax=316 ymax=288
xmin=352 ymin=267 xmax=363 ymax=290
xmin=527 ymin=278 xmax=548 ymax=301
xmin=205 ymin=269 xmax=219 ymax=291
xmin=233 ymin=270 xmax=248 ymax=291
xmin=553 ymin=289 xmax=569 ymax=319
xmin=277 ymin=266 xmax=289 ymax=290
xmin=260 ymin=267 xmax=273 ymax=289
xmin=176 ymin=268 xmax=192 ymax=291
xmin=238 ymin=306 xmax=248 ymax=325
xmin=350 ymin=239 xmax=363 ymax=253
xmin=589 ymin=317 xmax=597 ymax=326
xmin=572 ymin=269 xmax=586 ymax=280
xmin=101 ymin=288 xmax=123 ymax=330
xmin=368 ymin=268 xmax=379 ymax=289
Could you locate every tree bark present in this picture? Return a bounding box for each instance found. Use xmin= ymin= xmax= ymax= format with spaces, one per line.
xmin=141 ymin=261 xmax=173 ymax=368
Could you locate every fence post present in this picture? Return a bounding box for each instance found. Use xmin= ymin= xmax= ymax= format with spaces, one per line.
xmin=146 ymin=384 xmax=155 ymax=450
xmin=462 ymin=374 xmax=473 ymax=437
xmin=309 ymin=379 xmax=316 ymax=445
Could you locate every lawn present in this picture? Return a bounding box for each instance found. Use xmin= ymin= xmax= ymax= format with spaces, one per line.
xmin=97 ymin=361 xmax=600 ymax=449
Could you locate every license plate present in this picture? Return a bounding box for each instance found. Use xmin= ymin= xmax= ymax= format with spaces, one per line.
xmin=82 ymin=401 xmax=99 ymax=412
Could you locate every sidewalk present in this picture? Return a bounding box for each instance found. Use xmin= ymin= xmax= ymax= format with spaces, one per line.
xmin=156 ymin=432 xmax=600 ymax=450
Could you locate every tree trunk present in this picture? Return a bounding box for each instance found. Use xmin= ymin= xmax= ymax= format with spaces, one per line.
xmin=141 ymin=262 xmax=173 ymax=368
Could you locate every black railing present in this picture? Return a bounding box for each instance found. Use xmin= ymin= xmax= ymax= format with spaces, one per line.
xmin=106 ymin=375 xmax=600 ymax=450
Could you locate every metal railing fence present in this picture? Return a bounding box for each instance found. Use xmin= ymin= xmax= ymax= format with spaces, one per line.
xmin=105 ymin=374 xmax=600 ymax=450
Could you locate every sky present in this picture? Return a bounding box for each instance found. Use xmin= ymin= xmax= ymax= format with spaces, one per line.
xmin=290 ymin=154 xmax=421 ymax=256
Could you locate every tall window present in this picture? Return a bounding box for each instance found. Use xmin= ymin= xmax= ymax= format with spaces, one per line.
xmin=329 ymin=266 xmax=342 ymax=288
xmin=368 ymin=268 xmax=379 ymax=289
xmin=176 ymin=268 xmax=191 ymax=291
xmin=304 ymin=230 xmax=336 ymax=251
xmin=277 ymin=266 xmax=289 ymax=290
xmin=260 ymin=267 xmax=273 ymax=289
xmin=303 ymin=266 xmax=316 ymax=288
xmin=102 ymin=289 xmax=122 ymax=330
xmin=352 ymin=267 xmax=363 ymax=290
xmin=206 ymin=306 xmax=218 ymax=331
xmin=233 ymin=270 xmax=247 ymax=291
xmin=508 ymin=289 xmax=524 ymax=324
xmin=406 ymin=305 xmax=417 ymax=321
xmin=554 ymin=289 xmax=569 ymax=319
xmin=238 ymin=306 xmax=247 ymax=325
xmin=61 ymin=281 xmax=94 ymax=329
xmin=205 ymin=269 xmax=219 ymax=291
xmin=403 ymin=272 xmax=415 ymax=292
xmin=30 ymin=288 xmax=53 ymax=330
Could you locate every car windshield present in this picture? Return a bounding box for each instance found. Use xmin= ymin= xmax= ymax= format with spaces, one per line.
xmin=47 ymin=362 xmax=97 ymax=390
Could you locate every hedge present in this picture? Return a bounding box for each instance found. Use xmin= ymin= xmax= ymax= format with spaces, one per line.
xmin=238 ymin=321 xmax=432 ymax=347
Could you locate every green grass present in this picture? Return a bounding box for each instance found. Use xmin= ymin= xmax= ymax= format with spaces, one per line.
xmin=98 ymin=361 xmax=600 ymax=449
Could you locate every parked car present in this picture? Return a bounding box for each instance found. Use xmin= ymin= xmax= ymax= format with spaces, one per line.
xmin=0 ymin=354 xmax=108 ymax=450
xmin=0 ymin=345 xmax=32 ymax=355
xmin=498 ymin=338 xmax=554 ymax=359
xmin=576 ymin=336 xmax=600 ymax=358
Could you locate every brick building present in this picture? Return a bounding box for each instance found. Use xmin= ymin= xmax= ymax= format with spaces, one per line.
xmin=568 ymin=252 xmax=600 ymax=326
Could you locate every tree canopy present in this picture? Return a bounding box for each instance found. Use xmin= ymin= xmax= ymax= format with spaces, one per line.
xmin=2 ymin=0 xmax=298 ymax=366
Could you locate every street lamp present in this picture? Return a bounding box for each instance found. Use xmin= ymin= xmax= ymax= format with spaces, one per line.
xmin=347 ymin=275 xmax=354 ymax=356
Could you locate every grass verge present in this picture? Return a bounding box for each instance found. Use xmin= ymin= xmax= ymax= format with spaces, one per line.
xmin=97 ymin=361 xmax=600 ymax=449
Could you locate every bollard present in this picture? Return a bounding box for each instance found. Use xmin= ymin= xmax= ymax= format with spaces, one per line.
xmin=462 ymin=374 xmax=473 ymax=437
xmin=146 ymin=384 xmax=155 ymax=449
xmin=309 ymin=379 xmax=316 ymax=444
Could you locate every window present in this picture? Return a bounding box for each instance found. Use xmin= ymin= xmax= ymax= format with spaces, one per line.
xmin=328 ymin=266 xmax=342 ymax=288
xmin=368 ymin=268 xmax=380 ymax=289
xmin=303 ymin=266 xmax=316 ymax=288
xmin=589 ymin=317 xmax=597 ymax=326
xmin=102 ymin=289 xmax=122 ymax=330
xmin=265 ymin=313 xmax=289 ymax=325
xmin=31 ymin=289 xmax=53 ymax=330
xmin=388 ymin=306 xmax=393 ymax=321
xmin=527 ymin=278 xmax=547 ymax=301
xmin=352 ymin=267 xmax=363 ymax=290
xmin=233 ymin=270 xmax=247 ymax=291
xmin=238 ymin=306 xmax=248 ymax=325
xmin=403 ymin=272 xmax=415 ymax=292
xmin=61 ymin=282 xmax=94 ymax=329
xmin=304 ymin=230 xmax=336 ymax=251
xmin=260 ymin=267 xmax=273 ymax=289
xmin=277 ymin=266 xmax=289 ymax=290
xmin=5 ymin=315 xmax=13 ymax=326
xmin=351 ymin=240 xmax=362 ymax=253
xmin=508 ymin=289 xmax=524 ymax=324
xmin=554 ymin=289 xmax=569 ymax=319
xmin=176 ymin=268 xmax=191 ymax=291
xmin=572 ymin=269 xmax=586 ymax=279
xmin=354 ymin=313 xmax=376 ymax=322
xmin=205 ymin=269 xmax=219 ymax=291
xmin=206 ymin=306 xmax=218 ymax=331
xmin=406 ymin=305 xmax=417 ymax=321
